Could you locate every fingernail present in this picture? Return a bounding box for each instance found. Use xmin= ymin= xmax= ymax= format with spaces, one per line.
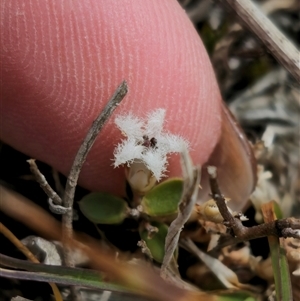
xmin=200 ymin=103 xmax=257 ymax=211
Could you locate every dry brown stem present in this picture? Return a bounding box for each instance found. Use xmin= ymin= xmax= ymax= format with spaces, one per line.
xmin=26 ymin=82 xmax=128 ymax=300
xmin=220 ymin=0 xmax=300 ymax=82
xmin=27 ymin=159 xmax=63 ymax=205
xmin=207 ymin=166 xmax=300 ymax=242
xmin=60 ymin=81 xmax=128 ymax=267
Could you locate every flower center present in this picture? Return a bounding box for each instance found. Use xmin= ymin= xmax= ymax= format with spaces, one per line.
xmin=142 ymin=135 xmax=157 ymax=148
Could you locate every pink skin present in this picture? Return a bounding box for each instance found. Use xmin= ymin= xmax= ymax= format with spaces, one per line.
xmin=1 ymin=0 xmax=254 ymax=210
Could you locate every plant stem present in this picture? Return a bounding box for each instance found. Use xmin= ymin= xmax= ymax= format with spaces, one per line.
xmin=220 ymin=0 xmax=300 ymax=82
xmin=207 ymin=166 xmax=300 ymax=241
xmin=62 ymin=81 xmax=128 ymax=267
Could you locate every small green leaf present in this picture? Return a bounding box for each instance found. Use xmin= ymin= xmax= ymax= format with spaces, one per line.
xmin=141 ymin=178 xmax=183 ymax=217
xmin=139 ymin=222 xmax=169 ymax=263
xmin=262 ymin=201 xmax=293 ymax=301
xmin=217 ymin=292 xmax=256 ymax=301
xmin=79 ymin=192 xmax=128 ymax=224
xmin=272 ymin=201 xmax=283 ymax=220
xmin=268 ymin=236 xmax=292 ymax=300
xmin=272 ymin=202 xmax=291 ymax=300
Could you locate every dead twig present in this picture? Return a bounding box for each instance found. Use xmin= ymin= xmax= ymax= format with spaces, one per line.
xmin=219 ymin=0 xmax=300 ymax=82
xmin=60 ymin=81 xmax=128 ymax=266
xmin=161 ymin=149 xmax=200 ymax=278
xmin=27 ymin=160 xmax=69 ymax=214
xmin=27 ymin=159 xmax=63 ymax=206
xmin=207 ymin=166 xmax=300 ymax=241
xmin=61 ymin=81 xmax=128 ymax=300
xmin=27 ymin=82 xmax=128 ymax=300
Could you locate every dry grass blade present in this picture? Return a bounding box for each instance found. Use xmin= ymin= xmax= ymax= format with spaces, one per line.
xmin=0 ymin=184 xmax=217 ymax=301
xmin=0 ymin=185 xmax=62 ymax=241
xmin=0 ymin=222 xmax=63 ymax=301
xmin=261 ymin=202 xmax=293 ymax=301
xmin=161 ymin=149 xmax=200 ymax=278
xmin=221 ymin=0 xmax=300 ymax=82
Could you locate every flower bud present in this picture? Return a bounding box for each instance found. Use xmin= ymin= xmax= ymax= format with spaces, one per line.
xmin=125 ymin=161 xmax=157 ymax=194
xmin=196 ymin=199 xmax=232 ymax=223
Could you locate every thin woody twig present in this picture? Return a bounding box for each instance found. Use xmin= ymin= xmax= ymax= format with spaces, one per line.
xmin=25 ymin=82 xmax=128 ymax=300
xmin=27 ymin=160 xmax=70 ymax=214
xmin=62 ymin=81 xmax=128 ymax=267
xmin=62 ymin=81 xmax=127 ymax=301
xmin=219 ymin=0 xmax=300 ymax=82
xmin=48 ymin=198 xmax=70 ymax=215
xmin=22 ymin=166 xmax=75 ymax=214
xmin=207 ymin=166 xmax=300 ymax=242
xmin=27 ymin=159 xmax=63 ymax=205
xmin=210 ymin=221 xmax=300 ymax=254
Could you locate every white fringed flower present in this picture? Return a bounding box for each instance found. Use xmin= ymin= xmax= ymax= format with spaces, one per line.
xmin=113 ymin=109 xmax=189 ymax=191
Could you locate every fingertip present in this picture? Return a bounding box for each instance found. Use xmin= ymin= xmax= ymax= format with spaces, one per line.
xmin=1 ymin=0 xmax=222 ymax=196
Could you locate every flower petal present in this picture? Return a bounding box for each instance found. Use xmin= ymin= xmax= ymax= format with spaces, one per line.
xmin=115 ymin=114 xmax=144 ymax=139
xmin=113 ymin=139 xmax=145 ymax=167
xmin=145 ymin=109 xmax=166 ymax=137
xmin=141 ymin=149 xmax=168 ymax=181
xmin=157 ymin=133 xmax=189 ymax=154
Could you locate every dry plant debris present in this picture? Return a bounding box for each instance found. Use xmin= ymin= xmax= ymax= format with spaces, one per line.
xmin=1 ymin=1 xmax=300 ymax=301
